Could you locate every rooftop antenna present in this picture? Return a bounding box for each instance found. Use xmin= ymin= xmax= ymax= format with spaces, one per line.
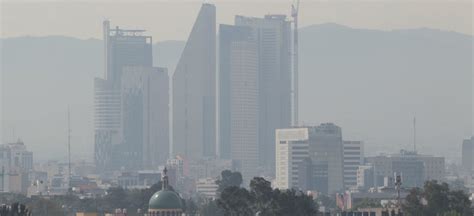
xmin=395 ymin=173 xmax=402 ymax=209
xmin=413 ymin=116 xmax=416 ymax=153
xmin=67 ymin=106 xmax=72 ymax=190
xmin=291 ymin=0 xmax=300 ymax=126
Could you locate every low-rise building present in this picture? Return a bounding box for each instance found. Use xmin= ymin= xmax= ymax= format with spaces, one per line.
xmin=366 ymin=150 xmax=445 ymax=188
xmin=196 ymin=178 xmax=218 ymax=199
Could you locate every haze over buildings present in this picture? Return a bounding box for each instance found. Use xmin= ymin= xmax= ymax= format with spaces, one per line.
xmin=94 ymin=23 xmax=169 ymax=172
xmin=0 ymin=2 xmax=473 ymax=214
xmin=172 ymin=3 xmax=217 ymax=160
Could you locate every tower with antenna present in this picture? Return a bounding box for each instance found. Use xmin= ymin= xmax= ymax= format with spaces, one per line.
xmin=67 ymin=107 xmax=71 ymax=190
xmin=291 ymin=0 xmax=300 ymax=126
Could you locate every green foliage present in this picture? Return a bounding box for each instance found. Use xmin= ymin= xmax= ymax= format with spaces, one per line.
xmin=215 ymin=170 xmax=243 ymax=193
xmin=200 ymin=199 xmax=223 ymax=216
xmin=403 ymin=188 xmax=424 ymax=216
xmin=215 ymin=176 xmax=318 ymax=216
xmin=217 ymin=186 xmax=255 ymax=216
xmin=402 ymin=180 xmax=473 ymax=216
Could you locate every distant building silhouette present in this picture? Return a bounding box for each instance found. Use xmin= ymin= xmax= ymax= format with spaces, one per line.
xmin=366 ymin=150 xmax=445 ymax=188
xmin=234 ymin=15 xmax=292 ymax=173
xmin=218 ymin=24 xmax=259 ymax=181
xmin=121 ymin=66 xmax=169 ymax=169
xmin=95 ymin=21 xmax=168 ymax=172
xmin=172 ymin=4 xmax=216 ymax=161
xmin=462 ymin=137 xmax=474 ymax=173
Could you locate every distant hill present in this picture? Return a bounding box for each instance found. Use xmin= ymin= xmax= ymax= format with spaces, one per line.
xmin=298 ymin=24 xmax=472 ymax=158
xmin=1 ymin=24 xmax=472 ymax=161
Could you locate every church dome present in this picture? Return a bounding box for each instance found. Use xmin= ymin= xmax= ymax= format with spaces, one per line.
xmin=148 ymin=189 xmax=183 ymax=210
xmin=148 ymin=167 xmax=184 ymax=215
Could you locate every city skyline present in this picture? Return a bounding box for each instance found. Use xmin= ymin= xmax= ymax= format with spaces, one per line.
xmin=2 ymin=1 xmax=472 ymax=165
xmin=0 ymin=1 xmax=473 ymax=214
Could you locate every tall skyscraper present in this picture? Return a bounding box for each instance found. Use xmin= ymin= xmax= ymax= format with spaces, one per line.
xmin=234 ymin=15 xmax=292 ymax=172
xmin=173 ymin=4 xmax=216 ymax=161
xmin=218 ymin=24 xmax=259 ymax=180
xmin=462 ymin=137 xmax=474 ymax=173
xmin=343 ymin=140 xmax=364 ymax=188
xmin=94 ymin=78 xmax=121 ymax=171
xmin=121 ymin=66 xmax=169 ymax=169
xmin=95 ymin=21 xmax=166 ymax=172
xmin=275 ymin=124 xmax=344 ymax=194
xmin=218 ymin=24 xmax=254 ymax=159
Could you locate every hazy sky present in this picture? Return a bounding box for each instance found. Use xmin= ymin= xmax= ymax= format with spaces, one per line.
xmin=0 ymin=0 xmax=472 ymax=162
xmin=1 ymin=0 xmax=472 ymax=41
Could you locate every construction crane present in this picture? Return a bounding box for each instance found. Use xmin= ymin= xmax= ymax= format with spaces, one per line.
xmin=291 ymin=0 xmax=300 ymax=126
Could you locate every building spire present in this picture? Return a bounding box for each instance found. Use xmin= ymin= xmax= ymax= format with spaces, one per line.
xmin=162 ymin=167 xmax=169 ymax=190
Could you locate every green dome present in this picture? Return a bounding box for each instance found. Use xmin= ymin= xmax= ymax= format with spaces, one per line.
xmin=148 ymin=190 xmax=183 ymax=210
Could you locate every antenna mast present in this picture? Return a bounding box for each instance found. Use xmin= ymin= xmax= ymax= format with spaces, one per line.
xmin=291 ymin=0 xmax=300 ymax=126
xmin=413 ymin=116 xmax=416 ymax=153
xmin=68 ymin=106 xmax=71 ymax=189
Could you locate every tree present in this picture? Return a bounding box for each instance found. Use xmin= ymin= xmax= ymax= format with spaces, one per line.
xmin=198 ymin=199 xmax=223 ymax=216
xmin=272 ymin=188 xmax=318 ymax=216
xmin=423 ymin=181 xmax=450 ymax=215
xmin=216 ymin=170 xmax=243 ymax=193
xmin=217 ymin=186 xmax=254 ymax=216
xmin=403 ymin=188 xmax=424 ymax=216
xmin=402 ymin=180 xmax=473 ymax=216
xmin=103 ymin=187 xmax=128 ymax=211
xmin=447 ymin=190 xmax=472 ymax=216
xmin=249 ymin=177 xmax=273 ymax=214
xmin=449 ymin=179 xmax=469 ymax=193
